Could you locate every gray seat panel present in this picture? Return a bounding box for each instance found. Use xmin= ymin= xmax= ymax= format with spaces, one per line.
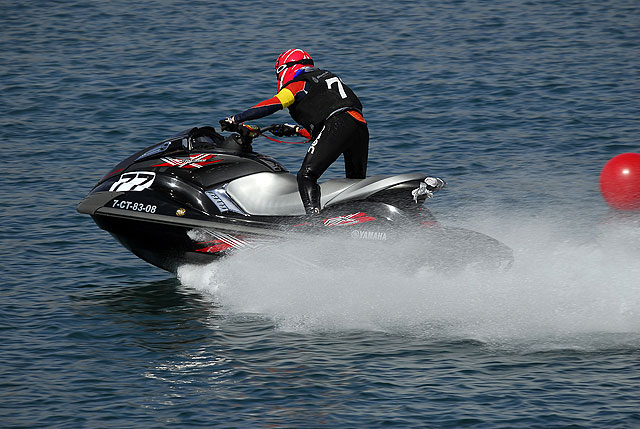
xmin=225 ymin=172 xmax=427 ymax=216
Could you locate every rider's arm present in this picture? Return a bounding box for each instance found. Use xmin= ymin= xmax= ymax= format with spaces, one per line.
xmin=232 ymin=81 xmax=307 ymax=123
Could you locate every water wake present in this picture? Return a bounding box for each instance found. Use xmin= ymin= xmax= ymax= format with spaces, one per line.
xmin=177 ymin=211 xmax=640 ymax=346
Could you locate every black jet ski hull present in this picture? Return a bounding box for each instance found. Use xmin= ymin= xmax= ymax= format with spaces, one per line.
xmin=78 ymin=126 xmax=514 ymax=273
xmin=86 ymin=199 xmax=513 ymax=274
xmin=80 ymin=188 xmax=443 ymax=273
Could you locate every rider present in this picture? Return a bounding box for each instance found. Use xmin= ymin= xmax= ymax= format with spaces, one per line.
xmin=221 ymin=49 xmax=369 ymax=215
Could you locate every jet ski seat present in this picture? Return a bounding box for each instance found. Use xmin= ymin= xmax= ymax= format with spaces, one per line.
xmin=224 ymin=172 xmax=427 ymax=216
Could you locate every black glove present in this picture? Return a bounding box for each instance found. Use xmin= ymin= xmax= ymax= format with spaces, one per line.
xmin=270 ymin=123 xmax=300 ymax=137
xmin=219 ymin=117 xmax=238 ymax=132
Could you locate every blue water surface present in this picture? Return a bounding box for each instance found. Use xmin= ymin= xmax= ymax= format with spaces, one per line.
xmin=2 ymin=0 xmax=640 ymax=427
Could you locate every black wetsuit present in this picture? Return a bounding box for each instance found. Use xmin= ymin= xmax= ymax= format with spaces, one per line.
xmin=287 ymin=69 xmax=368 ymax=214
xmin=231 ymin=68 xmax=369 ymax=214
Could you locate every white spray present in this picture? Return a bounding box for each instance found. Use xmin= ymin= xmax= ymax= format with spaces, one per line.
xmin=178 ymin=210 xmax=640 ymax=347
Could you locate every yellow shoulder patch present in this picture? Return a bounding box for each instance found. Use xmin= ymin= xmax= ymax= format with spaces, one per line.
xmin=275 ymin=89 xmax=295 ymax=108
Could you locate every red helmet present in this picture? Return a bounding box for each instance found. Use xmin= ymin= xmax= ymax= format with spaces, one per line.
xmin=275 ymin=49 xmax=314 ymax=91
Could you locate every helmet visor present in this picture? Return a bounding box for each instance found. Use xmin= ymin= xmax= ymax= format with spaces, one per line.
xmin=275 ymin=59 xmax=314 ymax=76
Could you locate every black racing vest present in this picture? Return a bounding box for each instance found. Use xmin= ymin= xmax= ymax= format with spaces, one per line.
xmin=284 ymin=69 xmax=362 ymax=136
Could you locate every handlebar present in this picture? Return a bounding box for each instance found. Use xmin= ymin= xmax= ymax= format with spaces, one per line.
xmin=219 ymin=121 xmax=297 ymax=146
xmin=219 ymin=120 xmax=278 ymax=134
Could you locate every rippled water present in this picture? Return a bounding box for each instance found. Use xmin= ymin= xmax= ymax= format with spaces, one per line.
xmin=2 ymin=0 xmax=640 ymax=427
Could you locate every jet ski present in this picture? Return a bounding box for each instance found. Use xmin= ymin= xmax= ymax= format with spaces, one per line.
xmin=77 ymin=123 xmax=513 ymax=273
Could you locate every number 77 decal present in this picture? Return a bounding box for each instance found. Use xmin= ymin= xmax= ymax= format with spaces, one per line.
xmin=109 ymin=172 xmax=156 ymax=192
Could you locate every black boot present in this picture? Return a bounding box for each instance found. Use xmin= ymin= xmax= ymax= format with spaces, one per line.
xmin=300 ymin=183 xmax=321 ymax=215
xmin=297 ymin=172 xmax=321 ymax=215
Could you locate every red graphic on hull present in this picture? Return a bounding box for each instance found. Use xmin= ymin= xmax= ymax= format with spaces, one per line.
xmin=153 ymin=153 xmax=221 ymax=169
xmin=323 ymin=212 xmax=376 ymax=227
xmin=194 ymin=231 xmax=258 ymax=254
xmin=195 ymin=240 xmax=234 ymax=254
xmin=102 ymin=168 xmax=124 ymax=180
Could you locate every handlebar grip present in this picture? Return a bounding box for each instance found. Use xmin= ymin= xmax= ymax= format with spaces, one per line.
xmin=219 ymin=119 xmax=239 ymax=132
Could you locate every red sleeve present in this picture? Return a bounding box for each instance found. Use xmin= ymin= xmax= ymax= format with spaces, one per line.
xmin=286 ymin=80 xmax=307 ymax=100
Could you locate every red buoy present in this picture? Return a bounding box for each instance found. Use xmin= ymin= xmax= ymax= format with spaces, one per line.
xmin=599 ymin=153 xmax=640 ymax=211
